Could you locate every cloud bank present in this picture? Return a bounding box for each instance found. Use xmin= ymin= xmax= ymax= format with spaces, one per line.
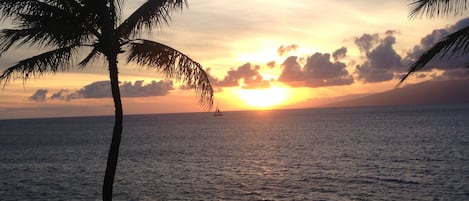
xmin=403 ymin=17 xmax=469 ymax=73
xmin=195 ymin=17 xmax=469 ymax=92
xmin=352 ymin=17 xmax=469 ymax=83
xmin=29 ymin=80 xmax=174 ymax=102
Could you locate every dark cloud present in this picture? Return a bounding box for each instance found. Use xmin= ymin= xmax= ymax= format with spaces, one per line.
xmin=332 ymin=47 xmax=347 ymax=61
xmin=450 ymin=17 xmax=469 ymax=32
xmin=354 ymin=33 xmax=379 ymax=53
xmin=421 ymin=29 xmax=448 ymax=49
xmin=353 ymin=18 xmax=469 ymax=83
xmin=385 ymin=30 xmax=399 ymax=35
xmin=436 ymin=69 xmax=469 ymax=80
xmin=29 ymin=89 xmax=48 ymax=102
xmin=307 ymin=52 xmax=350 ymax=79
xmin=50 ymin=89 xmax=79 ymax=101
xmin=30 ymin=80 xmax=174 ymax=102
xmin=214 ymin=63 xmax=270 ymax=89
xmin=403 ymin=17 xmax=469 ymax=75
xmin=355 ymin=31 xmax=404 ymax=83
xmin=356 ymin=64 xmax=394 ymax=83
xmin=278 ymin=56 xmax=305 ymax=84
xmin=78 ymin=81 xmax=112 ymax=98
xmin=403 ymin=29 xmax=450 ymax=69
xmin=120 ymin=80 xmax=173 ymax=97
xmin=266 ymin=61 xmax=276 ymax=68
xmin=277 ymin=44 xmax=298 ymax=56
xmin=278 ymin=47 xmax=354 ymax=87
xmin=73 ymin=80 xmax=173 ymax=98
xmin=77 ymin=80 xmax=173 ymax=98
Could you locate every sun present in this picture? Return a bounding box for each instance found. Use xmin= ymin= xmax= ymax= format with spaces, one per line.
xmin=237 ymin=87 xmax=288 ymax=109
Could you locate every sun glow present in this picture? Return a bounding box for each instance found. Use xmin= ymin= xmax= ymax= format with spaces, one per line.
xmin=237 ymin=87 xmax=289 ymax=109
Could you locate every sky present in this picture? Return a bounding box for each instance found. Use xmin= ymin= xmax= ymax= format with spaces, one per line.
xmin=0 ymin=0 xmax=468 ymax=119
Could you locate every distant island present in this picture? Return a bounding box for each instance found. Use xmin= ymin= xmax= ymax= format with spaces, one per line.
xmin=320 ymin=78 xmax=469 ymax=108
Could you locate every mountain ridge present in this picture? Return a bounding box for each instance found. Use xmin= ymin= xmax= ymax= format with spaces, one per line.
xmin=321 ymin=78 xmax=469 ymax=108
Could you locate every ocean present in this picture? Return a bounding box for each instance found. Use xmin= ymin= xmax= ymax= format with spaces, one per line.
xmin=0 ymin=104 xmax=468 ymax=200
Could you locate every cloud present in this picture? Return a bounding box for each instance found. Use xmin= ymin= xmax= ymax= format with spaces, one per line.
xmin=355 ymin=31 xmax=404 ymax=83
xmin=30 ymin=80 xmax=174 ymax=102
xmin=436 ymin=69 xmax=469 ymax=80
xmin=78 ymin=81 xmax=112 ymax=98
xmin=352 ymin=18 xmax=469 ymax=83
xmin=120 ymin=80 xmax=173 ymax=97
xmin=266 ymin=61 xmax=276 ymax=68
xmin=354 ymin=33 xmax=379 ymax=54
xmin=332 ymin=47 xmax=347 ymax=61
xmin=214 ymin=63 xmax=270 ymax=89
xmin=278 ymin=47 xmax=354 ymax=87
xmin=278 ymin=56 xmax=304 ymax=84
xmin=277 ymin=44 xmax=298 ymax=56
xmin=403 ymin=17 xmax=469 ymax=79
xmin=74 ymin=80 xmax=173 ymax=98
xmin=29 ymin=89 xmax=48 ymax=102
xmin=50 ymin=89 xmax=80 ymax=101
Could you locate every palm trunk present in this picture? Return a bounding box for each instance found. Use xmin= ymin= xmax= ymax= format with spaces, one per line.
xmin=103 ymin=54 xmax=123 ymax=201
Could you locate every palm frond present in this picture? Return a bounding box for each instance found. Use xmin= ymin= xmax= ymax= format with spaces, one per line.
xmin=0 ymin=46 xmax=77 ymax=84
xmin=0 ymin=1 xmax=96 ymax=52
xmin=409 ymin=0 xmax=468 ymax=18
xmin=110 ymin=0 xmax=124 ymax=24
xmin=79 ymin=0 xmax=123 ymax=28
xmin=0 ymin=0 xmax=79 ymax=20
xmin=116 ymin=0 xmax=186 ymax=38
xmin=0 ymin=29 xmax=27 ymax=56
xmin=398 ymin=25 xmax=469 ymax=85
xmin=0 ymin=26 xmax=89 ymax=56
xmin=127 ymin=39 xmax=213 ymax=108
xmin=78 ymin=47 xmax=102 ymax=69
xmin=0 ymin=0 xmax=35 ymax=21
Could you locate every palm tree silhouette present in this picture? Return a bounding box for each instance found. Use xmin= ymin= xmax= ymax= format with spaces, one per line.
xmin=399 ymin=0 xmax=469 ymax=84
xmin=0 ymin=0 xmax=213 ymax=200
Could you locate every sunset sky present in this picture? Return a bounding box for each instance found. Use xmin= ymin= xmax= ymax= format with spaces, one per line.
xmin=0 ymin=0 xmax=467 ymax=119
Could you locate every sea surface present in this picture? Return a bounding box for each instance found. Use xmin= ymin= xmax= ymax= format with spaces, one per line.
xmin=0 ymin=104 xmax=468 ymax=200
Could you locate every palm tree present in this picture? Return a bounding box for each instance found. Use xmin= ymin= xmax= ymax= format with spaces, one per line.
xmin=0 ymin=0 xmax=213 ymax=200
xmin=399 ymin=0 xmax=469 ymax=84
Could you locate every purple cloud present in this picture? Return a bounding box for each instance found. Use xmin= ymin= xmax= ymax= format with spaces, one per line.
xmin=278 ymin=47 xmax=354 ymax=87
xmin=355 ymin=31 xmax=404 ymax=83
xmin=30 ymin=80 xmax=174 ymax=102
xmin=403 ymin=17 xmax=469 ymax=77
xmin=214 ymin=63 xmax=270 ymax=89
xmin=277 ymin=44 xmax=298 ymax=56
xmin=29 ymin=89 xmax=48 ymax=102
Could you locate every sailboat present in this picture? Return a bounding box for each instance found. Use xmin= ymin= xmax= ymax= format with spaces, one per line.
xmin=213 ymin=104 xmax=223 ymax=116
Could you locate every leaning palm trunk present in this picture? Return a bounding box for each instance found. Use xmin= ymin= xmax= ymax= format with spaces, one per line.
xmin=103 ymin=54 xmax=123 ymax=201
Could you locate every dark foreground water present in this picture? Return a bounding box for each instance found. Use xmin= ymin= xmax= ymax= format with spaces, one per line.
xmin=0 ymin=105 xmax=468 ymax=200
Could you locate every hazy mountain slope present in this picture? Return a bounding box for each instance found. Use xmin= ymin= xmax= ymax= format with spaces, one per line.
xmin=324 ymin=79 xmax=469 ymax=108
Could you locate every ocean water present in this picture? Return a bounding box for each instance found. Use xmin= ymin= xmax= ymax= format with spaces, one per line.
xmin=0 ymin=105 xmax=468 ymax=200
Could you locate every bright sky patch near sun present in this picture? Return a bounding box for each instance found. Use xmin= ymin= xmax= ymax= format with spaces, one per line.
xmin=237 ymin=86 xmax=289 ymax=109
xmin=0 ymin=0 xmax=466 ymax=119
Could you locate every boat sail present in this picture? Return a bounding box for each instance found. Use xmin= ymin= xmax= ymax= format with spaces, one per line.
xmin=213 ymin=105 xmax=223 ymax=116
